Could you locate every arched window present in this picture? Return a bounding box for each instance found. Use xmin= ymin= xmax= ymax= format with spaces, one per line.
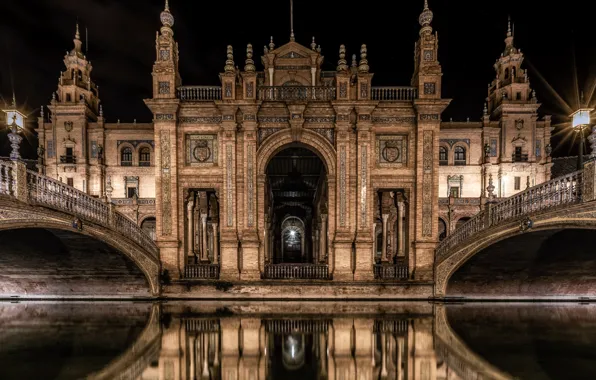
xmin=121 ymin=147 xmax=133 ymax=166
xmin=454 ymin=146 xmax=466 ymax=165
xmin=439 ymin=146 xmax=448 ymax=165
xmin=139 ymin=147 xmax=151 ymax=166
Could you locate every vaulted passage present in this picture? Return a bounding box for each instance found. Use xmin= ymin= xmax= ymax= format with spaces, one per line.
xmin=0 ymin=229 xmax=150 ymax=298
xmin=263 ymin=145 xmax=329 ymax=279
xmin=447 ymin=229 xmax=596 ymax=298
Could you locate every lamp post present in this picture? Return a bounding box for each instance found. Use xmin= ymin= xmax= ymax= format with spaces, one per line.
xmin=571 ymin=108 xmax=593 ymax=170
xmin=2 ymin=103 xmax=27 ymax=161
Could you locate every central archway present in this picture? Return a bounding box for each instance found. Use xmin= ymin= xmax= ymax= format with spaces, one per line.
xmin=256 ymin=129 xmax=337 ymax=279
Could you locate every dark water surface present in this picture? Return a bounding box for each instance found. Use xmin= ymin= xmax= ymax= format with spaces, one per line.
xmin=1 ymin=301 xmax=595 ymax=380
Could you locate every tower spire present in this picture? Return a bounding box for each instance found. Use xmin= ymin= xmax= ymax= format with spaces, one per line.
xmin=290 ymin=0 xmax=295 ymax=41
xmin=72 ymin=21 xmax=83 ymax=54
xmin=507 ymin=15 xmax=512 ymax=37
xmin=165 ymin=0 xmax=170 ymax=11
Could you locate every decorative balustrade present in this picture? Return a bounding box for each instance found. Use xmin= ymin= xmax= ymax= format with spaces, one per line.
xmin=0 ymin=161 xmax=159 ymax=259
xmin=177 ymin=86 xmax=222 ymax=101
xmin=264 ymin=319 xmax=330 ymax=334
xmin=373 ymin=263 xmax=409 ymax=280
xmin=371 ymin=86 xmax=418 ymax=101
xmin=184 ymin=264 xmax=220 ymax=279
xmin=439 ymin=197 xmax=481 ymax=206
xmin=258 ymin=86 xmax=336 ymax=101
xmin=263 ymin=264 xmax=330 ymax=280
xmin=436 ymin=169 xmax=585 ymax=261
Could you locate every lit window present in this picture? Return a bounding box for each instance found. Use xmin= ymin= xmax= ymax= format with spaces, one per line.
xmin=121 ymin=147 xmax=133 ymax=166
xmin=439 ymin=146 xmax=448 ymax=165
xmin=454 ymin=146 xmax=466 ymax=165
xmin=139 ymin=147 xmax=151 ymax=166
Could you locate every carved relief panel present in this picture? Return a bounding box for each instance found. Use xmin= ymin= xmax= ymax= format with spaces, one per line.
xmin=376 ymin=135 xmax=408 ymax=167
xmin=185 ymin=135 xmax=218 ymax=165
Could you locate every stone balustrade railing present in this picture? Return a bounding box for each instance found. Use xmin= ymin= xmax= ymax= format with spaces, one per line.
xmin=177 ymin=86 xmax=222 ymax=101
xmin=263 ymin=263 xmax=330 ymax=280
xmin=0 ymin=160 xmax=159 ymax=259
xmin=373 ymin=263 xmax=409 ymax=280
xmin=258 ymin=86 xmax=336 ymax=101
xmin=436 ymin=169 xmax=585 ymax=261
xmin=185 ymin=264 xmax=220 ymax=279
xmin=371 ymin=86 xmax=418 ymax=101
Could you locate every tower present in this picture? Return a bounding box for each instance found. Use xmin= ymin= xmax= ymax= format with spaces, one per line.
xmin=43 ymin=22 xmax=100 ymax=192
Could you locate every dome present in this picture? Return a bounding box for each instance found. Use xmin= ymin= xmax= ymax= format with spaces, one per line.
xmin=160 ymin=10 xmax=174 ymax=27
xmin=419 ymin=7 xmax=433 ymax=27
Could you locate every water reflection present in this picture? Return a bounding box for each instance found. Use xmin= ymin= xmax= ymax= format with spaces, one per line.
xmin=2 ymin=302 xmax=596 ymax=380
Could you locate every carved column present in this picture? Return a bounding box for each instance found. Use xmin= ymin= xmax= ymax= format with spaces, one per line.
xmin=314 ymin=228 xmax=320 ymax=264
xmin=332 ymin=108 xmax=354 ymax=281
xmin=381 ymin=214 xmax=389 ymax=262
xmin=354 ymin=107 xmax=375 ymax=281
xmin=200 ymin=214 xmax=208 ymax=262
xmin=186 ymin=194 xmax=195 ymax=261
xmin=212 ymin=223 xmax=219 ymax=264
xmin=320 ymin=214 xmax=328 ymax=264
xmin=397 ymin=200 xmax=405 ymax=257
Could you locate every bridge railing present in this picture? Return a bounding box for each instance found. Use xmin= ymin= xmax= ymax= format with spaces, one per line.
xmin=436 ymin=169 xmax=585 ymax=261
xmin=0 ymin=163 xmax=160 ymax=259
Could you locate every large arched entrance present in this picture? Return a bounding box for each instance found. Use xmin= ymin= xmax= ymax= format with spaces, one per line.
xmin=262 ymin=144 xmax=331 ymax=279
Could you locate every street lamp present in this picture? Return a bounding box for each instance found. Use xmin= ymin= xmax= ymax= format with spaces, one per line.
xmin=2 ymin=102 xmax=27 ymax=160
xmin=571 ymin=108 xmax=593 ymax=170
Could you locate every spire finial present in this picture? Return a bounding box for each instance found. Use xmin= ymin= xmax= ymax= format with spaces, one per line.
xmin=224 ymin=45 xmax=235 ymax=73
xmin=424 ymin=0 xmax=429 ymax=9
xmin=358 ymin=44 xmax=369 ymax=73
xmin=72 ymin=21 xmax=83 ymax=53
xmin=165 ymin=0 xmax=170 ymax=11
xmin=290 ymin=0 xmax=295 ymax=42
xmin=75 ymin=22 xmax=80 ymax=40
xmin=507 ymin=15 xmax=512 ymax=37
xmin=269 ymin=36 xmax=275 ymax=51
xmin=483 ymin=102 xmax=488 ymax=116
xmin=351 ymin=54 xmax=358 ymax=68
xmin=419 ymin=0 xmax=433 ymax=28
xmin=160 ymin=0 xmax=175 ymax=28
xmin=337 ymin=45 xmax=348 ymax=72
xmin=245 ymin=44 xmax=255 ymax=72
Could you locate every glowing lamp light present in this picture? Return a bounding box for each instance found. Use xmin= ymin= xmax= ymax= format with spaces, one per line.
xmin=3 ymin=108 xmax=27 ymax=130
xmin=571 ymin=108 xmax=592 ymax=130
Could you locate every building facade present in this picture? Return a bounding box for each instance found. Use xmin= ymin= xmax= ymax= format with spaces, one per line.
xmin=36 ymin=1 xmax=552 ymax=284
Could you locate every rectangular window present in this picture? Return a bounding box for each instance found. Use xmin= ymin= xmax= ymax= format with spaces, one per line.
xmin=47 ymin=141 xmax=54 ymax=158
xmin=67 ymin=178 xmax=74 ymax=187
xmin=127 ymin=187 xmax=137 ymax=198
xmin=536 ymin=140 xmax=541 ymax=157
xmin=449 ymin=187 xmax=459 ymax=198
xmin=514 ymin=176 xmax=521 ymax=190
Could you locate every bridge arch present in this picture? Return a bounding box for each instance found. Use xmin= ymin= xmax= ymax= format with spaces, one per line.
xmin=435 ymin=203 xmax=596 ymax=297
xmin=0 ymin=201 xmax=160 ymax=296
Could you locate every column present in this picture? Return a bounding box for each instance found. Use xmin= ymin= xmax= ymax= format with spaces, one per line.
xmin=314 ymin=228 xmax=320 ymax=263
xmin=381 ymin=214 xmax=389 ymax=262
xmin=397 ymin=201 xmax=405 ymax=257
xmin=263 ymin=222 xmax=269 ymax=264
xmin=186 ymin=195 xmax=195 ymax=260
xmin=212 ymin=223 xmax=219 ymax=264
xmin=200 ymin=214 xmax=208 ymax=262
xmin=194 ymin=196 xmax=200 ymax=256
xmin=320 ymin=214 xmax=328 ymax=263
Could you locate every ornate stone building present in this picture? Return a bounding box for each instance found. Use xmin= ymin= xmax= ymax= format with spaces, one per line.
xmin=36 ymin=1 xmax=551 ymax=287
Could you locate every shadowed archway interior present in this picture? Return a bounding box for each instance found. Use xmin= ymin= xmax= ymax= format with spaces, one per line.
xmin=266 ymin=145 xmax=327 ymax=264
xmin=0 ymin=228 xmax=150 ymax=297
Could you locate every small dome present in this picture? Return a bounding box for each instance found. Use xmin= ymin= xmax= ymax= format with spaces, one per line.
xmin=419 ymin=7 xmax=433 ymax=27
xmin=160 ymin=10 xmax=174 ymax=28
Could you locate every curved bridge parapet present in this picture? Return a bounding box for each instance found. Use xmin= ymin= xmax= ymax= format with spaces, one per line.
xmin=435 ymin=161 xmax=596 ymax=297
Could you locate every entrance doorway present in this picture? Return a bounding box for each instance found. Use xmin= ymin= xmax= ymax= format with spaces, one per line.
xmin=265 ymin=146 xmax=328 ymax=271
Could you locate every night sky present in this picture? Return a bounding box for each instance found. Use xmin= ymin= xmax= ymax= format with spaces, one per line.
xmin=0 ymin=0 xmax=594 ymax=158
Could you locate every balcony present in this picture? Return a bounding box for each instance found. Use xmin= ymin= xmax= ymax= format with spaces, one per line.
xmin=373 ymin=263 xmax=409 ymax=280
xmin=60 ymin=155 xmax=76 ymax=164
xmin=512 ymin=153 xmax=529 ymax=162
xmin=139 ymin=161 xmax=151 ymax=167
xmin=177 ymin=86 xmax=222 ymax=101
xmin=184 ymin=264 xmax=220 ymax=279
xmin=371 ymin=86 xmax=418 ymax=101
xmin=258 ymin=86 xmax=336 ymax=102
xmin=263 ymin=264 xmax=331 ymax=280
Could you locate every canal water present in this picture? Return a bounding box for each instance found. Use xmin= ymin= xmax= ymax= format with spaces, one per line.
xmin=0 ymin=301 xmax=595 ymax=380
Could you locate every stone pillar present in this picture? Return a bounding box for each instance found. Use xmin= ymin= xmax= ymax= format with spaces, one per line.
xmin=200 ymin=214 xmax=208 ymax=262
xmin=320 ymin=214 xmax=328 ymax=264
xmin=263 ymin=222 xmax=269 ymax=264
xmin=212 ymin=223 xmax=219 ymax=264
xmin=381 ymin=214 xmax=389 ymax=262
xmin=238 ymin=319 xmax=263 ymax=380
xmin=314 ymin=228 xmax=320 ymax=263
xmin=354 ymin=319 xmax=374 ymax=379
xmin=193 ymin=197 xmax=200 ymax=255
xmin=220 ymin=318 xmax=240 ymax=380
xmin=397 ymin=201 xmax=405 ymax=257
xmin=13 ymin=160 xmax=28 ymax=204
xmin=186 ymin=195 xmax=195 ymax=260
xmin=410 ymin=318 xmax=437 ymax=380
xmin=332 ymin=319 xmax=356 ymax=380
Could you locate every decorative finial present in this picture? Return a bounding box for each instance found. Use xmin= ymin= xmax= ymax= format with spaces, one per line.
xmin=290 ymin=0 xmax=295 ymax=42
xmin=487 ymin=173 xmax=495 ymax=198
xmin=75 ymin=22 xmax=81 ymax=40
xmin=40 ymin=106 xmax=44 ymax=119
xmin=160 ymin=0 xmax=175 ymax=28
xmin=507 ymin=15 xmax=512 ymax=37
xmin=311 ymin=37 xmax=317 ymax=51
xmin=269 ymin=36 xmax=275 ymax=51
xmin=532 ymin=89 xmax=536 ymax=100
xmin=316 ymin=45 xmax=321 ymax=53
xmin=264 ymin=45 xmax=269 ymax=54
xmin=358 ymin=44 xmax=369 ymax=73
xmin=245 ymin=44 xmax=255 ymax=72
xmin=72 ymin=22 xmax=83 ymax=53
xmin=419 ymin=0 xmax=434 ymax=28
xmin=351 ymin=54 xmax=358 ymax=68
xmin=483 ymin=102 xmax=488 ymax=115
xmin=99 ymin=105 xmax=103 ymax=117
xmin=52 ymin=92 xmax=56 ymax=101
xmin=337 ymin=45 xmax=348 ymax=72
xmin=224 ymin=45 xmax=235 ymax=73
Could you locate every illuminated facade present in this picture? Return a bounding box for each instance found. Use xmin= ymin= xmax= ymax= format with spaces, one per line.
xmin=36 ymin=1 xmax=551 ymax=286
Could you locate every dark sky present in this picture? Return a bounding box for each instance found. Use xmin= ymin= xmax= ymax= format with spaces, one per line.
xmin=0 ymin=0 xmax=594 ymax=158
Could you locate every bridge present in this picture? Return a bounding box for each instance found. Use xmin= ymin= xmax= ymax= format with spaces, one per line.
xmin=435 ymin=160 xmax=596 ymax=298
xmin=0 ymin=160 xmax=161 ymax=295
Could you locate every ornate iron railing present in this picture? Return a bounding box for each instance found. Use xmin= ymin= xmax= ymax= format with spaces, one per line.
xmin=184 ymin=264 xmax=220 ymax=279
xmin=373 ymin=263 xmax=409 ymax=280
xmin=258 ymin=86 xmax=336 ymax=101
xmin=436 ymin=169 xmax=584 ymax=261
xmin=263 ymin=264 xmax=330 ymax=280
xmin=0 ymin=161 xmax=159 ymax=259
xmin=371 ymin=86 xmax=418 ymax=101
xmin=60 ymin=155 xmax=77 ymax=164
xmin=177 ymin=86 xmax=222 ymax=101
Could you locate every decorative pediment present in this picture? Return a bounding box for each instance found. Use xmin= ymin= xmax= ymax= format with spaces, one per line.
xmin=280 ymin=51 xmax=307 ymax=59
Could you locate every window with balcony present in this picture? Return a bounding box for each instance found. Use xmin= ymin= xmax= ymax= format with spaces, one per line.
xmin=139 ymin=147 xmax=151 ymax=166
xmin=439 ymin=146 xmax=448 ymax=166
xmin=454 ymin=146 xmax=466 ymax=165
xmin=61 ymin=147 xmax=76 ymax=164
xmin=512 ymin=146 xmax=528 ymax=162
xmin=121 ymin=147 xmax=133 ymax=166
